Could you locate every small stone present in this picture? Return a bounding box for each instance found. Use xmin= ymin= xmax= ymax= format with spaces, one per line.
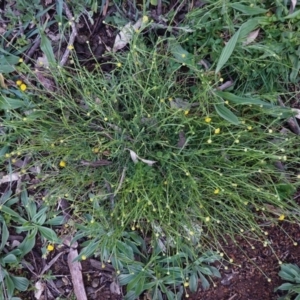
xmin=91 ymin=278 xmax=100 ymax=288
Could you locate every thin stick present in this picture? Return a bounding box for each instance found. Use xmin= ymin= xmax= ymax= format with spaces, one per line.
xmin=60 ymin=3 xmax=77 ymax=66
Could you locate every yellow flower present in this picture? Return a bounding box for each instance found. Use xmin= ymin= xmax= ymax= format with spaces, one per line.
xmin=20 ymin=83 xmax=27 ymax=91
xmin=59 ymin=160 xmax=66 ymax=168
xmin=184 ymin=282 xmax=189 ymax=287
xmin=214 ymin=128 xmax=220 ymax=134
xmin=142 ymin=15 xmax=149 ymax=23
xmin=67 ymin=45 xmax=74 ymax=50
xmin=16 ymin=80 xmax=22 ymax=86
xmin=247 ymin=126 xmax=252 ymax=130
xmin=219 ymin=78 xmax=224 ymax=82
xmin=278 ymin=214 xmax=285 ymax=221
xmin=207 ymin=139 xmax=212 ymax=144
xmin=184 ymin=110 xmax=189 ymax=116
xmin=214 ymin=188 xmax=220 ymax=194
xmin=81 ymin=255 xmax=87 ymax=260
xmin=47 ymin=244 xmax=54 ymax=251
xmin=205 ymin=117 xmax=212 ymax=123
xmin=116 ymin=62 xmax=122 ymax=68
xmin=19 ymin=58 xmax=24 ymax=63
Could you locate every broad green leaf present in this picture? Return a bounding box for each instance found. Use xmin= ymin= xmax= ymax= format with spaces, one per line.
xmin=116 ymin=241 xmax=134 ymax=260
xmin=0 ymin=222 xmax=9 ymax=251
xmin=274 ymin=282 xmax=295 ymax=291
xmin=5 ymin=274 xmax=15 ymax=297
xmin=38 ymin=226 xmax=60 ymax=243
xmin=170 ymin=42 xmax=194 ymax=65
xmin=0 ymin=96 xmax=26 ymax=110
xmin=231 ymin=3 xmax=268 ymax=15
xmin=151 ymin=0 xmax=158 ymax=4
xmin=78 ymin=241 xmax=99 ymax=259
xmin=0 ymin=146 xmax=9 ymax=157
xmin=18 ymin=229 xmax=37 ymax=255
xmin=215 ymin=27 xmax=241 ymax=73
xmin=215 ymin=91 xmax=272 ymax=107
xmin=32 ymin=206 xmax=48 ymax=224
xmin=198 ymin=266 xmax=213 ymax=276
xmin=40 ymin=33 xmax=56 ymax=65
xmin=284 ymin=9 xmax=300 ymax=19
xmin=0 ymin=205 xmax=27 ymax=223
xmin=0 ymin=189 xmax=12 ymax=204
xmin=11 ymin=275 xmax=29 ymax=291
xmin=118 ymin=273 xmax=137 ymax=286
xmin=214 ymin=103 xmax=239 ymax=125
xmin=239 ymin=17 xmax=268 ymax=40
xmin=0 ymin=65 xmax=15 ymax=73
xmin=199 ymin=272 xmax=210 ymax=290
xmin=45 ymin=216 xmax=65 ymax=226
xmin=2 ymin=253 xmax=18 ymax=264
xmin=289 ymin=54 xmax=300 ymax=82
xmin=189 ymin=273 xmax=198 ymax=292
xmin=56 ymin=0 xmax=63 ymax=22
xmin=208 ymin=266 xmax=221 ymax=278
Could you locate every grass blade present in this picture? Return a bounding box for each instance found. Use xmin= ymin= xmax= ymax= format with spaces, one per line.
xmin=215 ymin=27 xmax=241 ymax=74
xmin=214 ymin=103 xmax=239 ymax=125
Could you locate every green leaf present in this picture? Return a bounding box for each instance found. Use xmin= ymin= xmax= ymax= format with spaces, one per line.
xmin=45 ymin=216 xmax=65 ymax=226
xmin=78 ymin=241 xmax=99 ymax=259
xmin=0 ymin=96 xmax=26 ymax=110
xmin=2 ymin=253 xmax=18 ymax=264
xmin=170 ymin=42 xmax=194 ymax=66
xmin=189 ymin=273 xmax=198 ymax=292
xmin=18 ymin=229 xmax=37 ymax=255
xmin=11 ymin=275 xmax=29 ymax=291
xmin=208 ymin=266 xmax=221 ymax=278
xmin=150 ymin=0 xmax=158 ymax=5
xmin=0 ymin=205 xmax=27 ymax=223
xmin=215 ymin=91 xmax=272 ymax=107
xmin=32 ymin=206 xmax=48 ymax=224
xmin=116 ymin=241 xmax=134 ymax=260
xmin=119 ymin=273 xmax=137 ymax=286
xmin=199 ymin=272 xmax=210 ymax=290
xmin=274 ymin=282 xmax=295 ymax=291
xmin=0 ymin=222 xmax=9 ymax=251
xmin=38 ymin=226 xmax=60 ymax=243
xmin=231 ymin=3 xmax=268 ymax=15
xmin=284 ymin=9 xmax=300 ymax=19
xmin=40 ymin=33 xmax=56 ymax=66
xmin=5 ymin=274 xmax=15 ymax=297
xmin=289 ymin=54 xmax=300 ymax=83
xmin=214 ymin=103 xmax=239 ymax=125
xmin=215 ymin=27 xmax=241 ymax=73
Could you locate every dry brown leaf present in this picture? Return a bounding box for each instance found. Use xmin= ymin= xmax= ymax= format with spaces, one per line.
xmin=243 ymin=29 xmax=260 ymax=46
xmin=127 ymin=149 xmax=157 ymax=166
xmin=34 ymin=281 xmax=45 ymax=300
xmin=290 ymin=0 xmax=297 ymax=13
xmin=113 ymin=19 xmax=142 ymax=52
xmin=0 ymin=73 xmax=7 ymax=89
xmin=35 ymin=69 xmax=55 ymax=91
xmin=0 ymin=173 xmax=20 ymax=184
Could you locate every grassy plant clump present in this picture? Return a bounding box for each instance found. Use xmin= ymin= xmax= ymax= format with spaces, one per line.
xmin=2 ymin=30 xmax=300 ymax=245
xmin=1 ymin=1 xmax=300 ymax=298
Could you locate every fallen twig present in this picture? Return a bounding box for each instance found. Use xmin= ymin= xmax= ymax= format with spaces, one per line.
xmin=278 ymin=97 xmax=300 ymax=135
xmin=217 ymin=80 xmax=233 ymax=91
xmin=68 ymin=248 xmax=88 ymax=300
xmin=60 ymin=3 xmax=77 ymax=66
